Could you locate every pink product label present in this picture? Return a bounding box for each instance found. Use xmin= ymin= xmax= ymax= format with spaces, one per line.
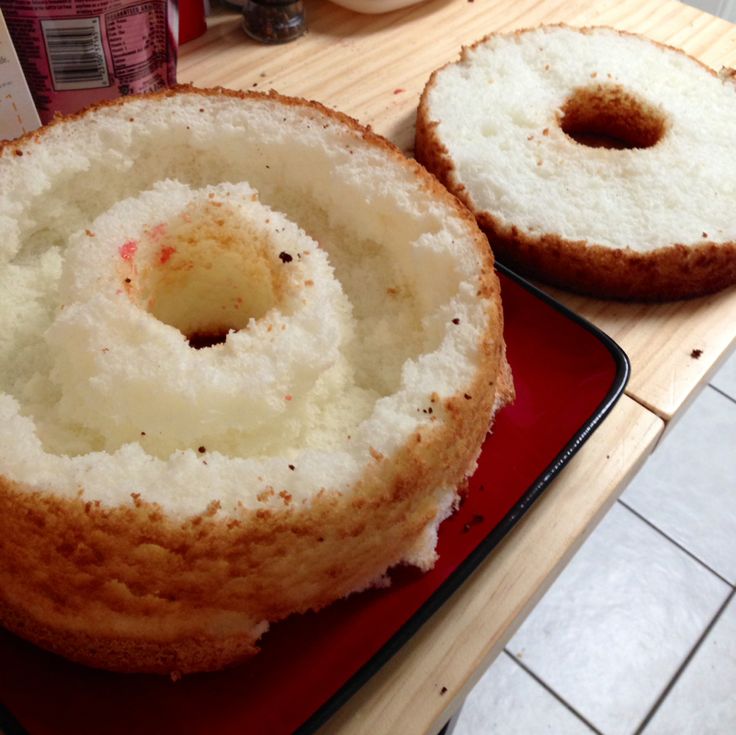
xmin=1 ymin=0 xmax=177 ymax=124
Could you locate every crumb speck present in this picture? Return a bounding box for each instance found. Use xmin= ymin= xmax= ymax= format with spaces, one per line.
xmin=463 ymin=514 xmax=485 ymax=533
xmin=690 ymin=348 xmax=703 ymax=359
xmin=119 ymin=240 xmax=138 ymax=261
xmin=369 ymin=446 xmax=384 ymax=462
xmin=159 ymin=246 xmax=176 ymax=265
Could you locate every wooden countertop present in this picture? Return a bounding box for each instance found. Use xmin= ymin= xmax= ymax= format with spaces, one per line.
xmin=178 ymin=1 xmax=736 ymax=731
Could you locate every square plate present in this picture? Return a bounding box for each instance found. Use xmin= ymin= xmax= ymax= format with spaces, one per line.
xmin=0 ymin=265 xmax=629 ymax=735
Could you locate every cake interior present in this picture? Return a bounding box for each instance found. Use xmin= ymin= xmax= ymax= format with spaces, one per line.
xmin=0 ymin=98 xmax=476 ymax=480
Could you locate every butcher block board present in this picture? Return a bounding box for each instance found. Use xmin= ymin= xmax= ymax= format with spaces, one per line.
xmin=180 ymin=0 xmax=736 ymax=425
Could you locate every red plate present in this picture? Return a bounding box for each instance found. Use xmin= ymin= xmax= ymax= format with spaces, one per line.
xmin=0 ymin=265 xmax=628 ymax=735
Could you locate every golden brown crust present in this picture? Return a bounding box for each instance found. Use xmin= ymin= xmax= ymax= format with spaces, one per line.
xmin=0 ymin=594 xmax=262 ymax=674
xmin=415 ymin=24 xmax=736 ymax=301
xmin=3 ymin=83 xmax=410 ymax=169
xmin=463 ymin=24 xmax=722 ymax=77
xmin=0 ymin=86 xmax=511 ymax=673
xmin=0 ymin=344 xmax=504 ymax=673
xmin=475 ymin=218 xmax=736 ymax=301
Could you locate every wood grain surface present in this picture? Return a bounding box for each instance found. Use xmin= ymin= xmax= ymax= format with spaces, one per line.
xmin=547 ymin=285 xmax=736 ymax=424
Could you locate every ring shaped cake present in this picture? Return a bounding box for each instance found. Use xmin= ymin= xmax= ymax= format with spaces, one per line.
xmin=416 ymin=25 xmax=736 ymax=300
xmin=0 ymin=87 xmax=512 ymax=674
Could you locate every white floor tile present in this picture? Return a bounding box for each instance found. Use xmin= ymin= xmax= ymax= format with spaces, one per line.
xmin=681 ymin=0 xmax=726 ymax=18
xmin=643 ymin=593 xmax=736 ymax=735
xmin=621 ymin=386 xmax=736 ymax=583
xmin=507 ymin=504 xmax=730 ymax=735
xmin=711 ymin=347 xmax=736 ymax=400
xmin=453 ymin=653 xmax=593 ymax=735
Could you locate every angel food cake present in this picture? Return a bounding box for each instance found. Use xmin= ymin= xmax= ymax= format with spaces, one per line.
xmin=0 ymin=87 xmax=512 ymax=674
xmin=416 ymin=25 xmax=736 ymax=300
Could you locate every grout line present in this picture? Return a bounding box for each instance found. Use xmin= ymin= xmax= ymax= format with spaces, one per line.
xmin=633 ymin=587 xmax=736 ymax=734
xmin=617 ymin=499 xmax=734 ymax=588
xmin=708 ymin=383 xmax=736 ymax=407
xmin=502 ymin=650 xmax=604 ymax=735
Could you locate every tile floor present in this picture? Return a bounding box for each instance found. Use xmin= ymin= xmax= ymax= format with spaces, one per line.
xmin=453 ymin=5 xmax=736 ymax=731
xmin=453 ymin=348 xmax=736 ymax=735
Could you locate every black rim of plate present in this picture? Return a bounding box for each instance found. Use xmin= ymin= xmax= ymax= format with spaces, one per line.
xmin=0 ymin=263 xmax=631 ymax=735
xmin=0 ymin=702 xmax=26 ymax=735
xmin=295 ymin=262 xmax=631 ymax=734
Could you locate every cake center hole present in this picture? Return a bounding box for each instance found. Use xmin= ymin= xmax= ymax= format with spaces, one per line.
xmin=559 ymin=84 xmax=667 ymax=149
xmin=136 ymin=202 xmax=288 ymax=348
xmin=187 ymin=331 xmax=229 ymax=350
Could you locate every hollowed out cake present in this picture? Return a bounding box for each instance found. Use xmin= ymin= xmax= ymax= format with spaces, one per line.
xmin=0 ymin=87 xmax=512 ymax=675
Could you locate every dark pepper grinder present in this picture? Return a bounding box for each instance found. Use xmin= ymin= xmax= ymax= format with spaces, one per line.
xmin=242 ymin=0 xmax=306 ymax=43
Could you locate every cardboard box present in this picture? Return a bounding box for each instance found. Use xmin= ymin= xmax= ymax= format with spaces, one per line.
xmin=0 ymin=10 xmax=41 ymax=141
